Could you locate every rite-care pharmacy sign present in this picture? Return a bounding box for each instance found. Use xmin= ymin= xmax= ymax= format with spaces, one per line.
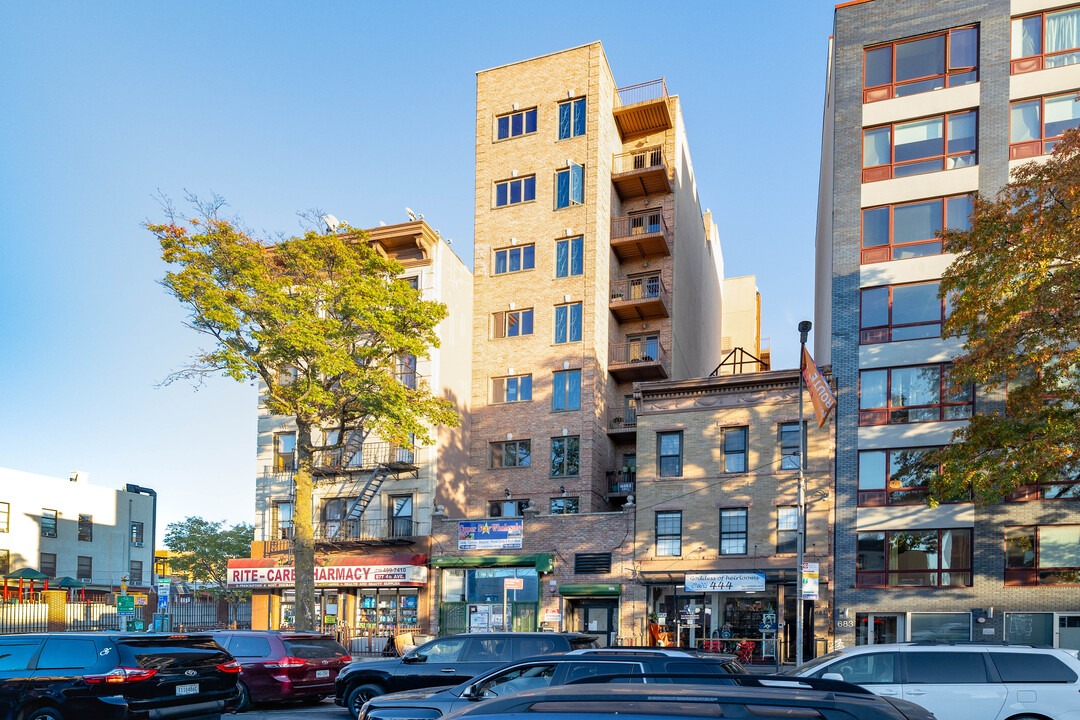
xmin=684 ymin=573 xmax=766 ymax=593
xmin=227 ymin=562 xmax=427 ymax=588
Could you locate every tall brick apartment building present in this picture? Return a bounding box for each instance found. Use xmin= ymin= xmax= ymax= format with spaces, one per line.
xmin=429 ymin=42 xmax=725 ymax=644
xmin=817 ymin=0 xmax=1080 ymax=650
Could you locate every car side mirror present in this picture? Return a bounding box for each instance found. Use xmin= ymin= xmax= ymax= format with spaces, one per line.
xmin=402 ymin=652 xmax=422 ymax=663
xmin=462 ymin=684 xmax=481 ymax=700
xmin=822 ymin=672 xmax=845 ymax=682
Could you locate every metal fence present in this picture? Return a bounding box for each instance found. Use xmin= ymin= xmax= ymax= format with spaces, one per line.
xmin=0 ymin=599 xmax=251 ymax=635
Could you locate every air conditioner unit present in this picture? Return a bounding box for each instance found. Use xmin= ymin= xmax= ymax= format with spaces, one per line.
xmin=133 ymin=542 xmax=144 ymax=548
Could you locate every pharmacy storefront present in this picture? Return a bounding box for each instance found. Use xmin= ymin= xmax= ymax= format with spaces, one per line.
xmin=229 ymin=554 xmax=428 ymax=645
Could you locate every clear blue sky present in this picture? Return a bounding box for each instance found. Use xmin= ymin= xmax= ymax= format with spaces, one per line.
xmin=0 ymin=1 xmax=835 ymax=544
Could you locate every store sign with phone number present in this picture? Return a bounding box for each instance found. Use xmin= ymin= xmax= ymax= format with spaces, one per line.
xmin=684 ymin=573 xmax=766 ymax=593
xmin=227 ymin=563 xmax=427 ymax=588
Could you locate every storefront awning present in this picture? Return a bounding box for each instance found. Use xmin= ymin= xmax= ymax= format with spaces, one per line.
xmin=558 ymin=583 xmax=622 ymax=596
xmin=431 ymin=554 xmax=554 ymax=572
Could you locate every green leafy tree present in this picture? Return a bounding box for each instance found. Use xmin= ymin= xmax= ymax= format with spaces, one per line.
xmin=151 ymin=195 xmax=459 ymax=630
xmin=932 ymin=128 xmax=1080 ymax=505
xmin=164 ymin=516 xmax=254 ymax=607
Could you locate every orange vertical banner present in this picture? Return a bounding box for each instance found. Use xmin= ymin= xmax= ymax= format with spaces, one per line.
xmin=801 ymin=347 xmax=836 ymax=428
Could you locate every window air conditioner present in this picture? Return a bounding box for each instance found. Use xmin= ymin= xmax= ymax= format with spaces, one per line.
xmin=133 ymin=542 xmax=144 ymax=547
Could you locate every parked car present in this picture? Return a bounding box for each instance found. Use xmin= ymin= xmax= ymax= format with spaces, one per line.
xmin=786 ymin=641 xmax=1080 ymax=720
xmin=0 ymin=632 xmax=240 ymax=720
xmin=211 ymin=629 xmax=351 ymax=711
xmin=351 ymin=647 xmax=748 ymax=720
xmin=334 ymin=632 xmax=598 ymax=715
xmin=433 ymin=676 xmax=935 ymax=720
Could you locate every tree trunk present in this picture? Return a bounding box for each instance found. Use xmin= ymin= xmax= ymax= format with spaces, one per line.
xmin=293 ymin=421 xmax=317 ymax=632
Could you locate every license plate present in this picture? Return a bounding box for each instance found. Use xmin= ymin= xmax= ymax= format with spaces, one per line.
xmin=176 ymin=683 xmax=199 ymax=696
xmin=316 ymin=669 xmax=330 ymax=678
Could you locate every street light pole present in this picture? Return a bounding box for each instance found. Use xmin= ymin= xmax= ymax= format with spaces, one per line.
xmin=796 ymin=320 xmax=812 ymax=668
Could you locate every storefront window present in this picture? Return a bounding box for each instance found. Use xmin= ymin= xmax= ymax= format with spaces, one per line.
xmin=909 ymin=612 xmax=971 ymax=641
xmin=439 ymin=567 xmax=540 ymax=636
xmin=1004 ymin=612 xmax=1054 ymax=645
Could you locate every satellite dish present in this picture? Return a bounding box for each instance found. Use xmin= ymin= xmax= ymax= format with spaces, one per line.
xmin=321 ymin=214 xmax=340 ymax=233
xmin=405 ymin=208 xmax=416 ymax=221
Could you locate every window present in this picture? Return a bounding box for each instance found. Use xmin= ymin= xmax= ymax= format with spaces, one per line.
xmin=550 ymin=497 xmax=579 ymax=514
xmin=777 ymin=507 xmax=799 ymax=554
xmin=1012 ymin=6 xmax=1080 ymax=74
xmin=396 ymin=354 xmax=417 ymax=389
xmin=0 ymin=502 xmax=7 ymax=532
xmin=723 ymin=427 xmax=747 ymax=473
xmin=625 ymin=334 xmax=659 ymax=362
xmin=230 ymin=636 xmax=272 ymax=658
xmin=391 ymin=496 xmax=413 ymax=538
xmin=863 ymin=27 xmax=978 ymax=102
xmin=905 ymin=614 xmax=968 ymax=645
xmin=130 ymin=560 xmax=143 ymax=585
xmin=1008 ymin=468 xmax=1080 ymax=501
xmin=861 ymin=281 xmax=951 ymax=344
xmin=475 ymin=662 xmax=558 ymax=696
xmin=0 ymin=550 xmax=8 ymax=575
xmin=550 ymin=436 xmax=580 ymax=477
xmin=41 ymin=509 xmax=57 ymax=538
xmin=272 ymin=501 xmax=294 ymax=540
xmin=131 ymin=521 xmax=144 ymax=546
xmin=0 ymin=638 xmax=45 ymax=672
xmin=575 ymin=552 xmax=611 ymax=573
xmin=493 ymin=308 xmax=534 ymax=338
xmin=555 ymin=236 xmax=584 ymax=277
xmin=489 ymin=500 xmax=529 ymax=517
xmin=493 ymin=374 xmax=533 ymax=403
xmin=862 ymin=110 xmax=977 ymax=182
xmin=1006 ymin=525 xmax=1080 ymax=585
xmin=859 ymin=364 xmax=974 ymax=425
xmin=1010 ymin=92 xmax=1080 ymax=159
xmin=861 ymin=194 xmax=973 ymax=264
xmin=905 ymin=653 xmax=987 ymax=683
xmin=405 ymin=276 xmax=420 ymax=290
xmin=554 ymin=303 xmax=582 ymax=344
xmin=495 ymin=176 xmax=536 ymax=207
xmin=990 ymin=652 xmax=1078 ymax=682
xmin=496 ymin=107 xmax=537 ymax=140
xmin=719 ymin=508 xmax=748 ymax=555
xmin=658 ymin=432 xmax=682 ymax=477
xmin=552 ymin=370 xmax=581 ymax=411
xmin=655 ymin=511 xmax=682 ymax=557
xmin=418 ymin=637 xmax=468 ymax=663
xmin=813 ymin=653 xmax=897 ymax=684
xmin=77 ymin=555 xmax=93 ymax=582
xmin=78 ymin=514 xmax=93 ymax=542
xmin=558 ymin=97 xmax=586 ymax=139
xmin=780 ymin=422 xmax=805 ymax=470
xmin=494 ymin=245 xmax=535 ymax=275
xmin=629 ymin=209 xmax=662 ymax=235
xmin=274 ymin=432 xmax=296 ymax=472
xmin=491 ymin=440 xmax=531 ymax=468
xmin=856 ymin=528 xmax=973 ymax=587
xmin=858 ymin=447 xmax=962 ymax=507
xmin=39 ymin=553 xmax=56 ymax=578
xmin=555 ymin=164 xmax=584 ymax=208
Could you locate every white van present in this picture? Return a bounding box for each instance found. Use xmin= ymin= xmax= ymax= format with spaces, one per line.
xmin=788 ymin=642 xmax=1080 ymax=720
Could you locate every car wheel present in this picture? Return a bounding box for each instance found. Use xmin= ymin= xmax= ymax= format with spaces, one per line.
xmin=23 ymin=707 xmax=63 ymax=720
xmin=234 ymin=682 xmax=252 ymax=712
xmin=347 ymin=684 xmax=384 ymax=718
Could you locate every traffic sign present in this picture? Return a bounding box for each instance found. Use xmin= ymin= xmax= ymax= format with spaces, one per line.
xmin=133 ymin=593 xmax=148 ymax=607
xmin=504 ymin=578 xmax=524 ymax=590
xmin=117 ymin=595 xmax=136 ymax=616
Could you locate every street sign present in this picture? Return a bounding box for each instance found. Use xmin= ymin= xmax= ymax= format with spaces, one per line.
xmin=117 ymin=595 xmax=136 ymax=616
xmin=541 ymin=608 xmax=561 ymax=623
xmin=133 ymin=593 xmax=148 ymax=607
xmin=802 ymin=562 xmax=820 ymax=601
xmin=504 ymin=578 xmax=524 ymax=590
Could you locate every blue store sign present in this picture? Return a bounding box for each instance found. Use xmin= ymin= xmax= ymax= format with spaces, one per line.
xmin=458 ymin=519 xmax=524 ymax=550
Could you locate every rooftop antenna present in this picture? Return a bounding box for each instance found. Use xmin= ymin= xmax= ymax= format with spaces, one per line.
xmin=321 ymin=214 xmax=340 ymax=233
xmin=405 ymin=208 xmax=416 ymax=221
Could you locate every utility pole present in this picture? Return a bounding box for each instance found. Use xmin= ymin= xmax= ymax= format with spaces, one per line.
xmin=796 ymin=320 xmax=812 ymax=668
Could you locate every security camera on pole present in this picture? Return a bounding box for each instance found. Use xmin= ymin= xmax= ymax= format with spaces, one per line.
xmin=795 ymin=321 xmax=836 ymax=667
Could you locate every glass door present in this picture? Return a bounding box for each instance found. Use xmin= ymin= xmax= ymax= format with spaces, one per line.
xmin=856 ymin=613 xmax=904 ymax=644
xmin=1059 ymin=615 xmax=1080 ymax=652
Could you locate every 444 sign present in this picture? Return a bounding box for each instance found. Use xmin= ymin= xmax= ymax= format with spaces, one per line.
xmin=684 ymin=573 xmax=766 ymax=593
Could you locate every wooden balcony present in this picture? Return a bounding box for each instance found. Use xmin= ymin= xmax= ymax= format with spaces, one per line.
xmin=609 ymin=341 xmax=668 ymax=382
xmin=605 ymin=407 xmax=638 ymax=439
xmin=613 ymin=79 xmax=673 ymax=140
xmin=610 ymin=211 xmax=671 ymax=262
xmin=609 ymin=275 xmax=669 ymax=323
xmin=612 ymin=146 xmax=671 ymax=200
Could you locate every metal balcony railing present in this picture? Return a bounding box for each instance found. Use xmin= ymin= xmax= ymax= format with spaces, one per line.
xmin=315 ymin=518 xmax=419 ymax=543
xmin=313 ymin=442 xmax=416 ymax=472
xmin=610 ymin=340 xmax=668 ymax=366
xmin=606 ymin=407 xmax=638 ymax=432
xmin=613 ymin=145 xmax=665 ymax=175
xmin=611 ymin=211 xmax=669 ymax=241
xmin=607 ymin=470 xmax=637 ymax=494
xmin=609 ymin=275 xmax=667 ymax=305
xmin=616 ymin=78 xmax=668 ymax=107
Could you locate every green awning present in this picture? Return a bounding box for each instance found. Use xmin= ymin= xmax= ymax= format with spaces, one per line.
xmin=558 ymin=583 xmax=622 ymax=597
xmin=431 ymin=554 xmax=554 ymax=572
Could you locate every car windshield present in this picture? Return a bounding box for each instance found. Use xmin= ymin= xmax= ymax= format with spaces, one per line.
xmin=778 ymin=650 xmax=844 ymax=676
xmin=282 ymin=637 xmax=348 ymax=659
xmin=117 ymin=636 xmax=231 ymax=670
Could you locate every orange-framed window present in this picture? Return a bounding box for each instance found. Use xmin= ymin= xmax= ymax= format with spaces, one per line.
xmin=863 ymin=26 xmax=978 ymax=103
xmin=860 ymin=280 xmax=953 ymax=344
xmin=862 ymin=111 xmax=977 ymax=183
xmin=1009 ymin=92 xmax=1080 ymax=160
xmin=857 ymin=446 xmax=961 ymax=507
xmin=859 ymin=363 xmax=973 ymax=426
xmin=1006 ymin=525 xmax=1080 ymax=585
xmin=857 ymin=528 xmax=973 ymax=588
xmin=1011 ymin=5 xmax=1080 ymax=74
xmin=861 ymin=194 xmax=973 ymax=264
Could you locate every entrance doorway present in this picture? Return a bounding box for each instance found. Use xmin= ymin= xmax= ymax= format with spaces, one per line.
xmin=572 ymin=599 xmax=618 ymax=647
xmin=855 ymin=613 xmax=904 ymax=645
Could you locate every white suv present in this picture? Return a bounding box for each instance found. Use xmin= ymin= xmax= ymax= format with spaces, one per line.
xmin=788 ymin=642 xmax=1080 ymax=720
